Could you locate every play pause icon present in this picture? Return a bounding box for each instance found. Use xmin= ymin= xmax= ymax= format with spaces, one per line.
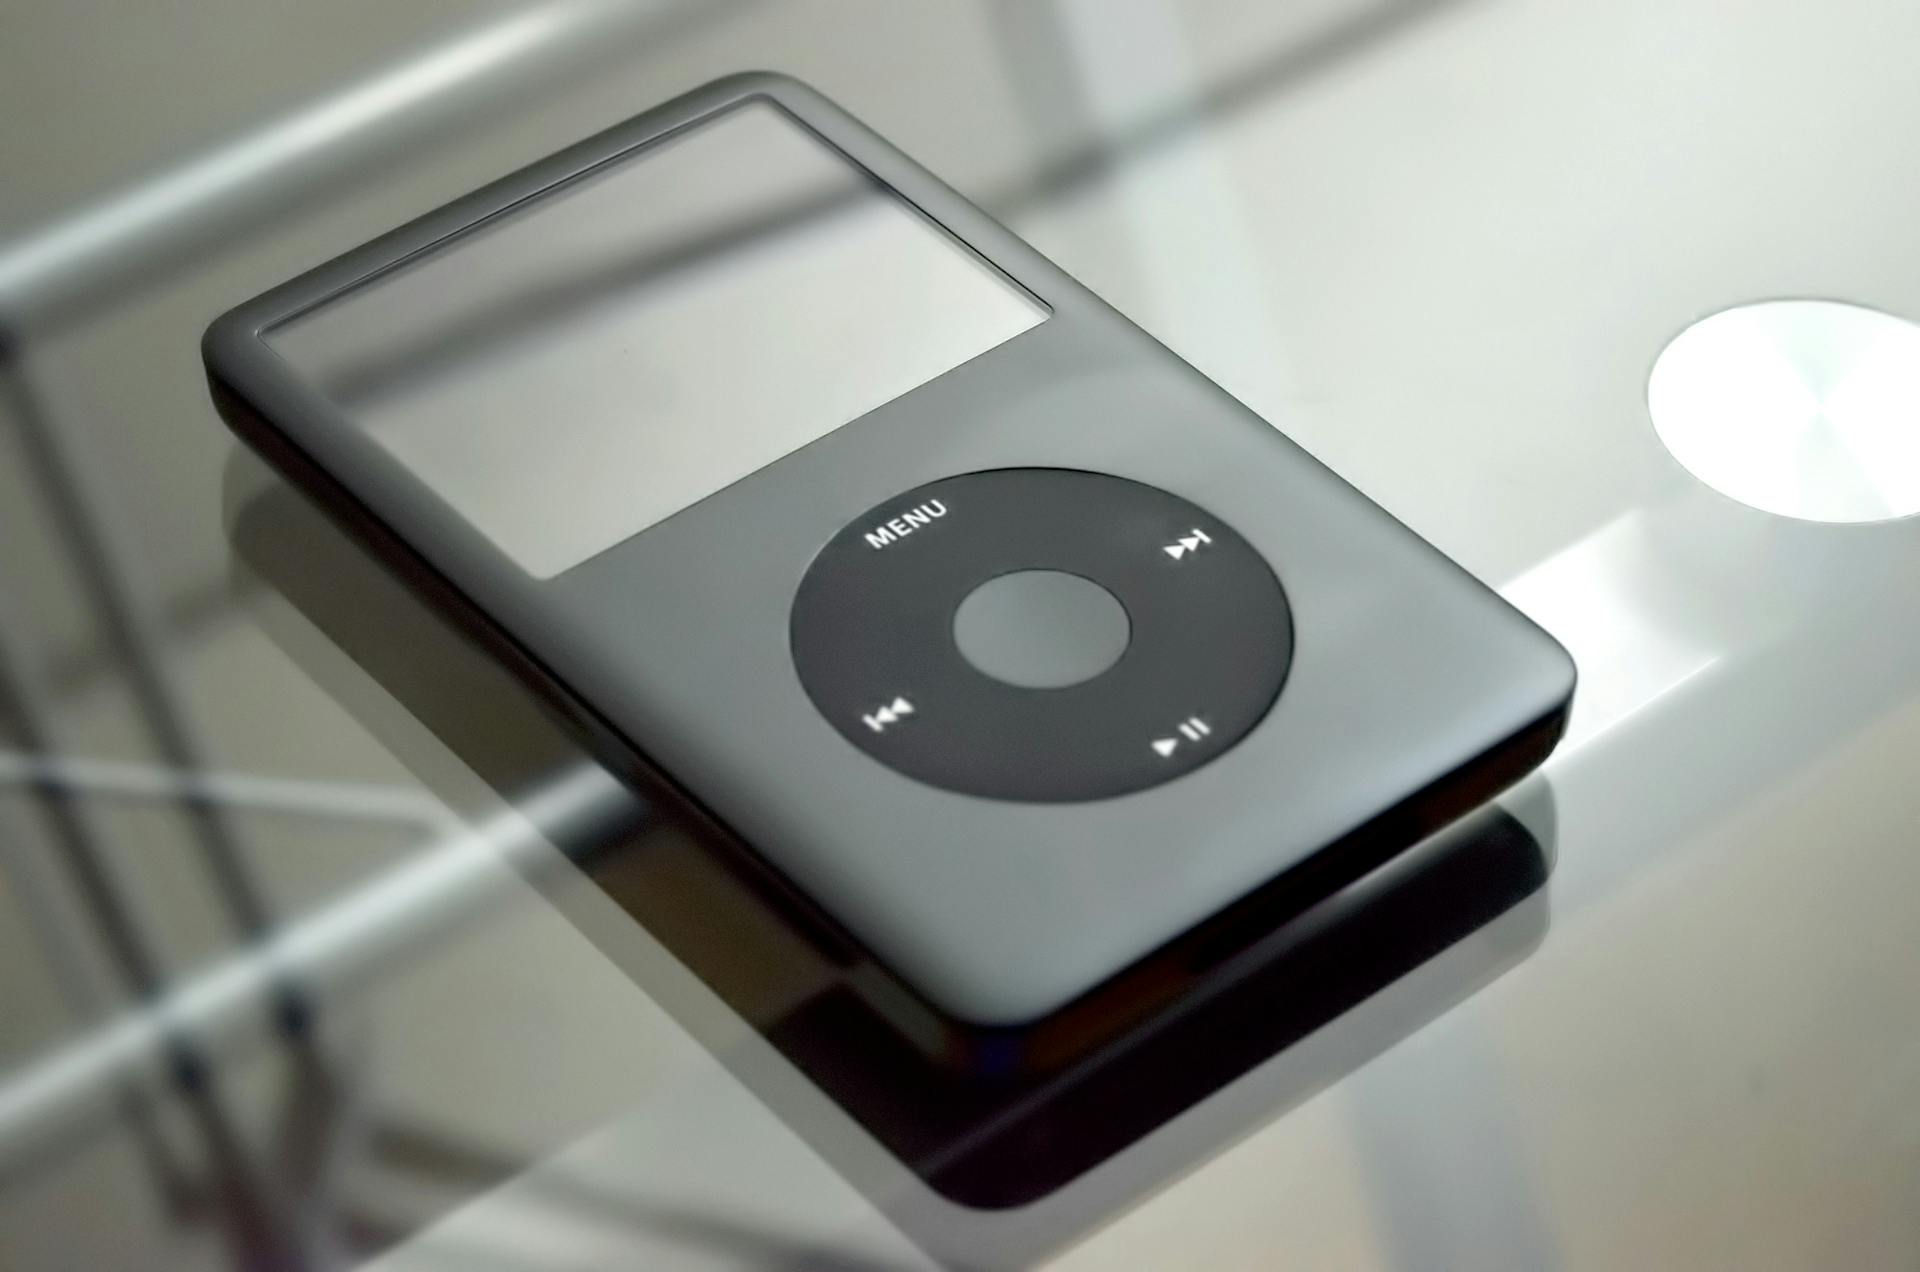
xmin=1151 ymin=716 xmax=1211 ymax=758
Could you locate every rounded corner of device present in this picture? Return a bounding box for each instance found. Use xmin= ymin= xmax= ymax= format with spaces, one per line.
xmin=708 ymin=69 xmax=814 ymax=106
xmin=1507 ymin=654 xmax=1576 ymax=783
xmin=911 ymin=949 xmax=1080 ymax=1033
xmin=201 ymin=303 xmax=268 ymax=378
xmin=1534 ymin=629 xmax=1579 ymax=726
xmin=1504 ymin=607 xmax=1577 ymax=734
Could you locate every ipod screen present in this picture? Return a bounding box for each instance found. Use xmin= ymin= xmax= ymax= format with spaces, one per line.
xmin=267 ymin=100 xmax=1046 ymax=577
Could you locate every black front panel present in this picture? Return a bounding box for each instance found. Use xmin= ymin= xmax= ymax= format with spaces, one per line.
xmin=789 ymin=469 xmax=1294 ymax=802
xmin=209 ymin=72 xmax=1574 ymax=1025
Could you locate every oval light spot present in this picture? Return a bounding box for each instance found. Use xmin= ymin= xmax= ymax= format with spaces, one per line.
xmin=1649 ymin=299 xmax=1920 ymax=523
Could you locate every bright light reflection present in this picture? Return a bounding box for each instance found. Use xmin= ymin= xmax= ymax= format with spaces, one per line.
xmin=1648 ymin=299 xmax=1920 ymax=524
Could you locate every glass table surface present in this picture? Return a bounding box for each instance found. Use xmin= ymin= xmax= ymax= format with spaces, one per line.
xmin=3 ymin=1 xmax=1919 ymax=1267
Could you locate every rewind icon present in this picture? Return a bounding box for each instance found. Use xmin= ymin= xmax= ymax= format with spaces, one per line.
xmin=1163 ymin=528 xmax=1213 ymax=560
xmin=862 ymin=696 xmax=915 ymax=733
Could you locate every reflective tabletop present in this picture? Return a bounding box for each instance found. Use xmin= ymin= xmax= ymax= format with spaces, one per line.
xmin=5 ymin=1 xmax=1920 ymax=1267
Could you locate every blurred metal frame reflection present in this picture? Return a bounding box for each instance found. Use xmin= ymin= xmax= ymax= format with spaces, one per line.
xmin=0 ymin=752 xmax=448 ymax=832
xmin=0 ymin=1 xmax=1497 ymax=1266
xmin=0 ymin=2 xmax=762 ymax=1265
xmin=0 ymin=0 xmax=766 ymax=340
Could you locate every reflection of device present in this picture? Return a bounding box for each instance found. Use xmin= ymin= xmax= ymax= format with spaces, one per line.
xmin=205 ymin=73 xmax=1573 ymax=1027
xmin=226 ymin=459 xmax=1554 ymax=1216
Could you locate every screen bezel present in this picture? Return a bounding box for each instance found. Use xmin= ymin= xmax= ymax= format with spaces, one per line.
xmin=205 ymin=73 xmax=1061 ymax=590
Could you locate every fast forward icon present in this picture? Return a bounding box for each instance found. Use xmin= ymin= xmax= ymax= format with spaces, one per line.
xmin=1163 ymin=528 xmax=1214 ymax=560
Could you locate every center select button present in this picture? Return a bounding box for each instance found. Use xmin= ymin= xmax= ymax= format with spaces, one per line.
xmin=952 ymin=570 xmax=1131 ymax=689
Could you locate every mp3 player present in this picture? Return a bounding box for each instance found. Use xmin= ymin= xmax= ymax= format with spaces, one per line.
xmin=205 ymin=73 xmax=1574 ymax=1028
